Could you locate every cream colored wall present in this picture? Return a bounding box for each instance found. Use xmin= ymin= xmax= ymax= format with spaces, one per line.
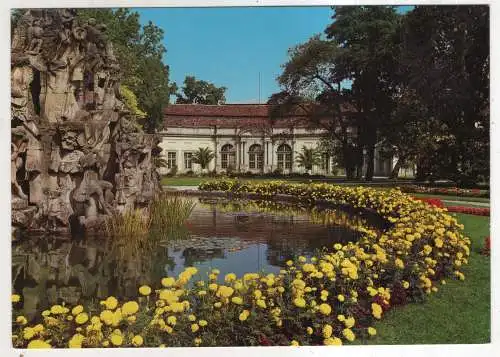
xmin=159 ymin=127 xmax=393 ymax=176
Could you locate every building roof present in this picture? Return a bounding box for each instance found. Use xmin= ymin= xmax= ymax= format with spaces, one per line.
xmin=163 ymin=104 xmax=311 ymax=129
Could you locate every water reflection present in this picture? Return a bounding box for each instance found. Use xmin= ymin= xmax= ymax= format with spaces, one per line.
xmin=12 ymin=195 xmax=382 ymax=319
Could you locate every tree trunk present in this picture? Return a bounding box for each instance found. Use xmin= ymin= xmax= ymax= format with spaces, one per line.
xmin=364 ymin=144 xmax=375 ymax=181
xmin=389 ymin=158 xmax=403 ymax=179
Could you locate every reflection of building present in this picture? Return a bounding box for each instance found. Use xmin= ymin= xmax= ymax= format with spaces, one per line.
xmin=160 ymin=104 xmax=394 ymax=176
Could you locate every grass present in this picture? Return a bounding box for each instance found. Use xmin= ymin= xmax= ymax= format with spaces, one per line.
xmin=362 ymin=213 xmax=490 ymax=345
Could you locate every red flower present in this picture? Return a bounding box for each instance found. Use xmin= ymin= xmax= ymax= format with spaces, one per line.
xmin=447 ymin=206 xmax=490 ymax=216
xmin=481 ymin=236 xmax=490 ymax=256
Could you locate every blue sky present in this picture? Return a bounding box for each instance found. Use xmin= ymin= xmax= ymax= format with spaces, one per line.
xmin=136 ymin=6 xmax=412 ymax=104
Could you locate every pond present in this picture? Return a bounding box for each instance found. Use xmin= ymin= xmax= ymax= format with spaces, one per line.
xmin=12 ymin=195 xmax=386 ymax=320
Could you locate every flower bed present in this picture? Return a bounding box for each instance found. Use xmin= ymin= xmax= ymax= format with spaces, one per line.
xmin=447 ymin=206 xmax=490 ymax=216
xmin=12 ymin=179 xmax=471 ymax=348
xmin=401 ymin=185 xmax=489 ymax=198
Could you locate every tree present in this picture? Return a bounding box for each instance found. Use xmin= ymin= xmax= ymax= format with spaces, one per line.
xmin=295 ymin=146 xmax=322 ymax=173
xmin=77 ymin=9 xmax=175 ymax=132
xmin=325 ymin=6 xmax=402 ymax=180
xmin=191 ymin=147 xmax=215 ymax=171
xmin=176 ymin=76 xmax=226 ymax=104
xmin=399 ymin=5 xmax=489 ymax=185
xmin=268 ymin=36 xmax=362 ymax=179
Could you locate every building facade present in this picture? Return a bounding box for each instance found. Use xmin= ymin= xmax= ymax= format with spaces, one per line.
xmin=159 ymin=104 xmax=393 ymax=176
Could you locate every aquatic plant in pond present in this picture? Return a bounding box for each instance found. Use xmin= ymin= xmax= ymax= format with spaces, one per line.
xmin=105 ymin=209 xmax=151 ymax=239
xmin=150 ymin=195 xmax=196 ymax=230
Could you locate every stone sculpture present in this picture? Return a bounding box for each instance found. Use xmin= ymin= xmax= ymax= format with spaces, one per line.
xmin=11 ymin=9 xmax=161 ymax=236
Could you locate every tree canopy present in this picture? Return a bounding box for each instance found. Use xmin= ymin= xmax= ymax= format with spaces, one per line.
xmin=272 ymin=5 xmax=489 ymax=185
xmin=175 ymin=76 xmax=227 ymax=105
xmin=77 ymin=8 xmax=176 ymax=132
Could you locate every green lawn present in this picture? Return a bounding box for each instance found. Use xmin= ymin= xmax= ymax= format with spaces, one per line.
xmin=363 ymin=213 xmax=490 ymax=345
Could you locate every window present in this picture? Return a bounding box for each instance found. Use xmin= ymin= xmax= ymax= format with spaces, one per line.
xmin=184 ymin=152 xmax=193 ymax=170
xmin=248 ymin=144 xmax=263 ymax=169
xmin=167 ymin=151 xmax=177 ymax=169
xmin=277 ymin=144 xmax=292 ymax=170
xmin=221 ymin=144 xmax=236 ymax=169
xmin=321 ymin=153 xmax=330 ymax=171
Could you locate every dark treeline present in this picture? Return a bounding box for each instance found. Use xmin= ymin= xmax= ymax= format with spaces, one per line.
xmin=269 ymin=6 xmax=489 ymax=185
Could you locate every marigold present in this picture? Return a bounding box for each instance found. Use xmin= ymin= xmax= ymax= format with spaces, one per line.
xmin=293 ymin=297 xmax=306 ymax=308
xmin=161 ymin=277 xmax=176 ymax=287
xmin=306 ymin=326 xmax=313 ymax=335
xmin=319 ymin=303 xmax=332 ymax=315
xmin=324 ymin=337 xmax=342 ymax=346
xmin=110 ymin=333 xmax=123 ymax=346
xmin=75 ymin=312 xmax=89 ymax=325
xmin=103 ymin=296 xmax=118 ymax=310
xmin=342 ymin=328 xmax=355 ymax=342
xmin=191 ymin=323 xmax=200 ymax=333
xmin=290 ymin=340 xmax=300 ymax=346
xmin=122 ymin=301 xmax=139 ymax=316
xmin=368 ymin=327 xmax=377 ymax=336
xmin=371 ymin=303 xmax=383 ymax=319
xmin=139 ymin=285 xmax=152 ymax=296
xmin=16 ymin=316 xmax=27 ymax=325
xmin=231 ymin=296 xmax=243 ymax=305
xmin=27 ymin=339 xmax=51 ymax=349
xmin=11 ymin=294 xmax=21 ymax=303
xmin=323 ymin=324 xmax=333 ymax=338
xmin=132 ymin=335 xmax=144 ymax=346
xmin=199 ymin=319 xmax=208 ymax=327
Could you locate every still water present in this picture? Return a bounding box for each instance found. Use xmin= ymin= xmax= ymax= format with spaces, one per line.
xmin=12 ymin=196 xmax=382 ymax=319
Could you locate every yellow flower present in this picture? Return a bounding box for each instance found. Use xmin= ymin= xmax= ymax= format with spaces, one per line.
xmin=23 ymin=327 xmax=35 ymax=340
xmin=395 ymin=258 xmax=404 ymax=269
xmin=75 ymin=312 xmax=89 ymax=325
xmin=217 ymin=285 xmax=234 ymax=298
xmin=239 ymin=310 xmax=250 ymax=321
xmin=319 ymin=303 xmax=332 ymax=315
xmin=337 ymin=314 xmax=345 ymax=322
xmin=27 ymin=339 xmax=51 ymax=349
xmin=100 ymin=310 xmax=113 ymax=325
xmin=67 ymin=315 xmax=73 ymax=321
xmin=139 ymin=285 xmax=152 ymax=296
xmin=194 ymin=337 xmax=202 ymax=346
xmin=231 ymin=296 xmax=243 ymax=305
xmin=122 ymin=301 xmax=139 ymax=316
xmin=402 ymin=281 xmax=410 ymax=289
xmin=337 ymin=294 xmax=345 ymax=302
xmin=290 ymin=340 xmax=300 ymax=346
xmin=371 ymin=303 xmax=383 ymax=319
xmin=41 ymin=310 xmax=50 ymax=317
xmin=68 ymin=333 xmax=85 ymax=348
xmin=344 ymin=316 xmax=355 ymax=328
xmin=11 ymin=294 xmax=21 ymax=303
xmin=256 ymin=299 xmax=267 ymax=309
xmin=286 ymin=260 xmax=293 ymax=266
xmin=71 ymin=305 xmax=84 ymax=316
xmin=209 ymin=283 xmax=218 ymax=291
xmin=323 ymin=324 xmax=333 ymax=338
xmin=16 ymin=316 xmax=27 ymax=325
xmin=342 ymin=328 xmax=355 ymax=342
xmin=102 ymin=340 xmax=109 ymax=347
xmin=132 ymin=335 xmax=143 ymax=347
xmin=103 ymin=296 xmax=118 ymax=310
xmin=293 ymin=297 xmax=306 ymax=308
xmin=199 ymin=319 xmax=208 ymax=327
xmin=306 ymin=326 xmax=313 ymax=335
xmin=50 ymin=304 xmax=66 ymax=314
xmin=324 ymin=337 xmax=342 ymax=346
xmin=167 ymin=316 xmax=177 ymax=325
xmin=191 ymin=323 xmax=200 ymax=333
xmin=298 ymin=256 xmax=307 ymax=263
xmin=368 ymin=327 xmax=377 ymax=336
xmin=110 ymin=333 xmax=123 ymax=346
xmin=33 ymin=324 xmax=44 ymax=333
xmin=225 ymin=273 xmax=237 ymax=282
xmin=188 ymin=314 xmax=196 ymax=322
xmin=161 ymin=277 xmax=176 ymax=287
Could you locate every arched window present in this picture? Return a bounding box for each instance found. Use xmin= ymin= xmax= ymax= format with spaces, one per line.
xmin=277 ymin=144 xmax=292 ymax=170
xmin=248 ymin=144 xmax=263 ymax=169
xmin=221 ymin=144 xmax=236 ymax=169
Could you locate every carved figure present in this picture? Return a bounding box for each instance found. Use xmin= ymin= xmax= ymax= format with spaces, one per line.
xmin=27 ymin=19 xmax=44 ymax=55
xmin=12 ymin=130 xmax=29 ymax=200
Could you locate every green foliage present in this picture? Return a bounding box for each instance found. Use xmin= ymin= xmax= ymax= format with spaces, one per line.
xmin=119 ymin=85 xmax=147 ymax=119
xmin=295 ymin=146 xmax=322 ymax=171
xmin=191 ymin=147 xmax=216 ymax=169
xmin=176 ymin=76 xmax=227 ymax=104
xmin=105 ymin=209 xmax=150 ymax=239
xmin=149 ymin=194 xmax=195 ymax=229
xmin=76 ymin=9 xmax=174 ymax=132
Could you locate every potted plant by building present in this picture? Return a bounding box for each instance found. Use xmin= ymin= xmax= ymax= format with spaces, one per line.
xmin=296 ymin=146 xmax=321 ymax=175
xmin=192 ymin=147 xmax=215 ymax=174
